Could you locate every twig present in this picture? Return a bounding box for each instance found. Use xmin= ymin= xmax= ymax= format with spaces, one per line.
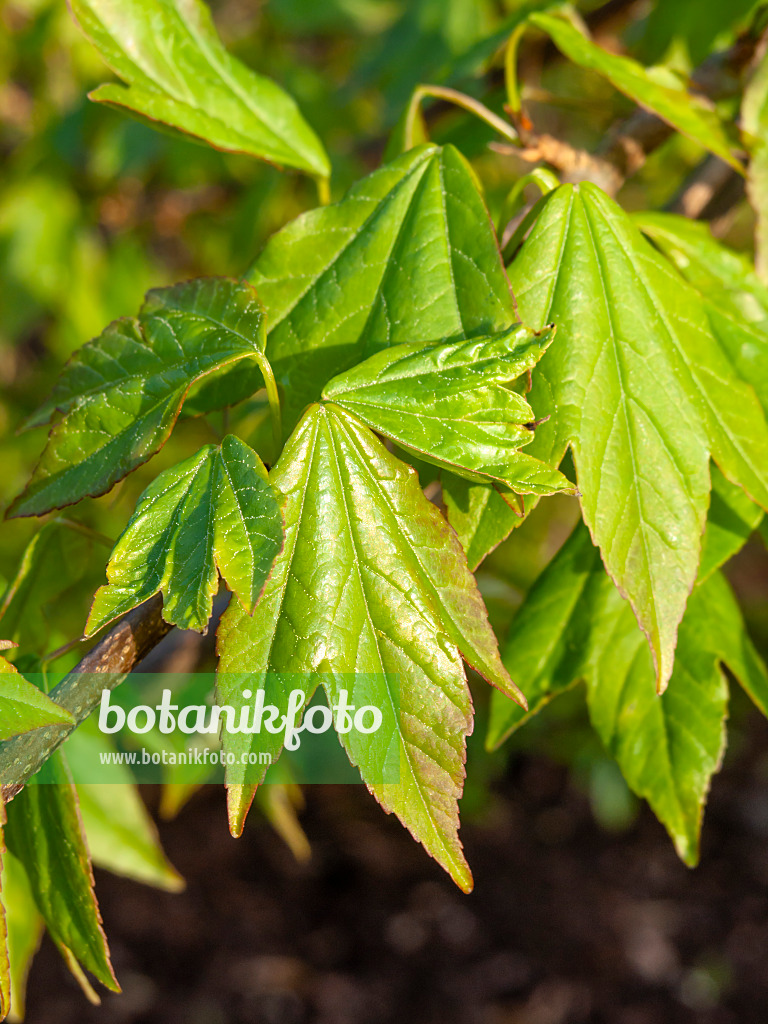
xmin=0 ymin=594 xmax=173 ymax=802
xmin=668 ymin=154 xmax=745 ymax=220
xmin=507 ymin=27 xmax=762 ymax=196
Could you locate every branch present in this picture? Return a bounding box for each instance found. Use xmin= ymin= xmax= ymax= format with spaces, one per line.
xmin=0 ymin=594 xmax=173 ymax=803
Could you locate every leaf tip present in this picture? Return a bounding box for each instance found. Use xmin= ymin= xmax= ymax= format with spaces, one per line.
xmin=227 ymin=784 xmax=256 ymax=838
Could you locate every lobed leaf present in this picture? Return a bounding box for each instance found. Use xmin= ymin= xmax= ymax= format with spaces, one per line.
xmin=3 ymin=752 xmax=118 ymax=993
xmin=528 ymin=12 xmax=742 ymax=172
xmin=87 ymin=434 xmax=283 ymax=634
xmin=11 ymin=278 xmax=271 ymax=519
xmin=222 ymin=145 xmax=518 ymax=432
xmin=68 ymin=0 xmax=329 ymax=178
xmin=322 ymin=324 xmax=573 ymax=495
xmin=488 ymin=523 xmax=768 ymax=864
xmin=0 ymin=658 xmax=74 ymax=742
xmin=508 ymin=182 xmax=768 ymax=690
xmin=217 ymin=403 xmax=522 ymax=891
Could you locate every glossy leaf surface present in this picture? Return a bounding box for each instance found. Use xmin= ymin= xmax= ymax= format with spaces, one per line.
xmin=240 ymin=145 xmax=517 ymax=430
xmin=217 ymin=403 xmax=522 ymax=891
xmin=87 ymin=435 xmax=282 ymax=634
xmin=323 ymin=325 xmax=572 ymax=494
xmin=69 ymin=0 xmax=329 ymax=178
xmin=508 ymin=183 xmax=768 ymax=689
xmin=0 ymin=658 xmax=74 ymax=742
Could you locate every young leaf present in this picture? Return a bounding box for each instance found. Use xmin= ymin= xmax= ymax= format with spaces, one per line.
xmin=3 ymin=751 xmax=119 ymax=993
xmin=322 ymin=324 xmax=573 ymax=495
xmin=488 ymin=523 xmax=768 ymax=864
xmin=224 ymin=145 xmax=517 ymax=431
xmin=10 ymin=278 xmax=272 ymax=519
xmin=0 ymin=657 xmax=74 ymax=742
xmin=527 ymin=12 xmax=742 ymax=172
xmin=68 ymin=0 xmax=329 ymax=179
xmin=217 ymin=403 xmax=523 ymax=892
xmin=86 ymin=435 xmax=283 ymax=634
xmin=508 ymin=182 xmax=768 ymax=690
xmin=0 ymin=847 xmax=43 ymax=1022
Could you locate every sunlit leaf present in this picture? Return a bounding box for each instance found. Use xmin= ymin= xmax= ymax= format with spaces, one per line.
xmin=508 ymin=183 xmax=768 ymax=689
xmin=217 ymin=403 xmax=523 ymax=892
xmin=322 ymin=324 xmax=573 ymax=494
xmin=0 ymin=657 xmax=73 ymax=742
xmin=229 ymin=145 xmax=517 ymax=432
xmin=69 ymin=0 xmax=329 ymax=179
xmin=86 ymin=434 xmax=283 ymax=634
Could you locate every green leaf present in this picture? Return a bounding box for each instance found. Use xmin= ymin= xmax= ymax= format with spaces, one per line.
xmin=64 ymin=722 xmax=184 ymax=892
xmin=634 ymin=211 xmax=768 ymax=324
xmin=0 ymin=658 xmax=74 ymax=742
xmin=527 ymin=12 xmax=742 ymax=172
xmin=743 ymin=50 xmax=768 ymax=280
xmin=0 ymin=520 xmax=91 ymax=651
xmin=441 ymin=476 xmax=523 ymax=572
xmin=87 ymin=435 xmax=282 ymax=634
xmin=322 ymin=324 xmax=573 ymax=495
xmin=233 ymin=145 xmax=517 ymax=432
xmin=10 ymin=278 xmax=271 ymax=519
xmin=508 ymin=182 xmax=768 ymax=689
xmin=486 ymin=522 xmax=602 ymax=747
xmin=69 ymin=0 xmax=329 ymax=179
xmin=635 ymin=211 xmax=768 ymax=413
xmin=4 ymin=752 xmax=118 ymax=993
xmin=584 ymin=569 xmax=728 ymax=866
xmin=489 ymin=522 xmax=768 ymax=864
xmin=0 ymin=846 xmax=43 ymax=1022
xmin=699 ymin=467 xmax=763 ymax=582
xmin=217 ymin=403 xmax=522 ymax=891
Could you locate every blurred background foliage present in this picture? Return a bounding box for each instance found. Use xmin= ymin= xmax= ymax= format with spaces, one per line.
xmin=1 ymin=0 xmax=768 ymax=840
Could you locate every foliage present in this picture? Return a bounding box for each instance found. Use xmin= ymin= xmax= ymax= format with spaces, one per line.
xmin=1 ymin=0 xmax=768 ymax=1015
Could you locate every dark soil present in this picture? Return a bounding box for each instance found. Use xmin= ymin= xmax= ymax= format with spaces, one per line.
xmin=23 ymin=711 xmax=768 ymax=1024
